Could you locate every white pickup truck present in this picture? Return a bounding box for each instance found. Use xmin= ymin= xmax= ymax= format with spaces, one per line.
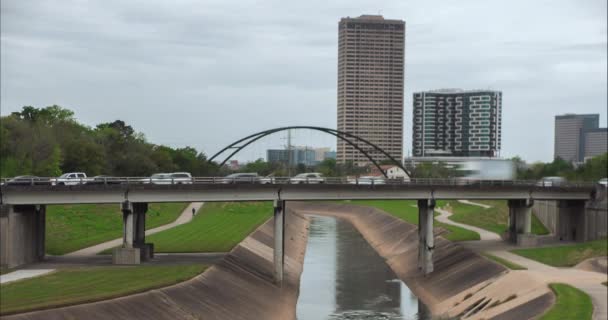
xmin=53 ymin=172 xmax=90 ymax=185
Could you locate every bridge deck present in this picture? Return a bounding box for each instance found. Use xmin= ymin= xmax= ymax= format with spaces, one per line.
xmin=0 ymin=183 xmax=595 ymax=205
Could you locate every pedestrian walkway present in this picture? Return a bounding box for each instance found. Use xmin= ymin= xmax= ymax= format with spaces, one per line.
xmin=66 ymin=202 xmax=204 ymax=256
xmin=463 ymin=241 xmax=608 ymax=320
xmin=0 ymin=269 xmax=55 ymax=285
xmin=457 ymin=199 xmax=492 ymax=209
xmin=435 ymin=207 xmax=501 ymax=241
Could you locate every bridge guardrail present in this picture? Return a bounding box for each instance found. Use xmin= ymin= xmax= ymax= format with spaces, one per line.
xmin=0 ymin=176 xmax=598 ymax=189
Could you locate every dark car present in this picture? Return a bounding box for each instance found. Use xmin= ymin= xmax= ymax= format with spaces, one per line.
xmin=220 ymin=173 xmax=260 ymax=184
xmin=87 ymin=175 xmax=123 ymax=185
xmin=2 ymin=175 xmax=53 ymax=186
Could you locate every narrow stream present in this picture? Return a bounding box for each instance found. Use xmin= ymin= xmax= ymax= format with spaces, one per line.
xmin=297 ymin=215 xmax=431 ymax=320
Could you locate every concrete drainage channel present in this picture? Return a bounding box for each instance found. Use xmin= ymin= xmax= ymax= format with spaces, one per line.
xmin=3 ymin=203 xmax=555 ymax=320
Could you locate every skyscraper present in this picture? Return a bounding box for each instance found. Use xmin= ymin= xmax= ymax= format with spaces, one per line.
xmin=554 ymin=114 xmax=606 ymax=163
xmin=412 ymin=89 xmax=502 ymax=157
xmin=337 ymin=15 xmax=405 ymax=165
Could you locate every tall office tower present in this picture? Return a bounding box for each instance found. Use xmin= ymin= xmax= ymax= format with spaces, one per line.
xmin=412 ymin=89 xmax=502 ymax=157
xmin=337 ymin=15 xmax=405 ymax=165
xmin=554 ymin=114 xmax=606 ymax=163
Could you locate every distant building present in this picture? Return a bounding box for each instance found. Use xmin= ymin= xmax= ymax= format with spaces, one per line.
xmin=337 ymin=15 xmax=405 ymax=165
xmin=554 ymin=114 xmax=606 ymax=163
xmin=412 ymin=89 xmax=502 ymax=157
xmin=228 ymin=160 xmax=240 ymax=170
xmin=266 ymin=147 xmax=317 ymax=166
xmin=324 ymin=151 xmax=337 ymax=160
xmin=314 ymin=147 xmax=331 ymax=161
xmin=369 ymin=165 xmax=409 ymax=179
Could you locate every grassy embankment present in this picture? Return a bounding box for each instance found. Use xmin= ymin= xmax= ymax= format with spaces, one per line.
xmin=347 ymin=200 xmax=480 ymax=241
xmin=46 ymin=203 xmax=188 ymax=255
xmin=481 ymin=253 xmax=527 ymax=270
xmin=445 ymin=200 xmax=549 ymax=236
xmin=100 ymin=202 xmax=274 ymax=253
xmin=538 ymin=283 xmax=593 ymax=320
xmin=0 ymin=265 xmax=205 ymax=315
xmin=511 ymin=239 xmax=607 ymax=267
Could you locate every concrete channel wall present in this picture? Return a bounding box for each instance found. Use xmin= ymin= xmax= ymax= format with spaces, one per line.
xmin=534 ymin=187 xmax=607 ymax=241
xmin=3 ymin=209 xmax=310 ymax=320
xmin=290 ymin=202 xmax=554 ymax=320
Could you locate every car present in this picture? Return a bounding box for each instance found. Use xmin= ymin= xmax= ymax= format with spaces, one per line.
xmin=348 ymin=176 xmax=386 ymax=185
xmin=598 ymin=178 xmax=608 ymax=187
xmin=536 ymin=176 xmax=566 ymax=187
xmin=144 ymin=172 xmax=193 ymax=185
xmin=258 ymin=175 xmax=276 ymax=184
xmin=54 ymin=172 xmax=89 ymax=185
xmin=221 ymin=173 xmax=260 ymax=184
xmin=290 ymin=172 xmax=325 ymax=184
xmin=2 ymin=175 xmax=53 ymax=186
xmin=88 ymin=175 xmax=123 ymax=185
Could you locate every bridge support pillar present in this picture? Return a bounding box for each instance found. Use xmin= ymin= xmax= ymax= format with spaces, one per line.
xmin=273 ymin=199 xmax=285 ymax=284
xmin=417 ymin=199 xmax=435 ymax=275
xmin=557 ymin=200 xmax=586 ymax=242
xmin=113 ymin=201 xmax=151 ymax=264
xmin=0 ymin=204 xmax=46 ymax=269
xmin=508 ymin=199 xmax=533 ymax=245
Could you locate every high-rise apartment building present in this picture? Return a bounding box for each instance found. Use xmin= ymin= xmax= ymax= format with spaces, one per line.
xmin=412 ymin=89 xmax=502 ymax=157
xmin=554 ymin=114 xmax=606 ymax=163
xmin=337 ymin=15 xmax=405 ymax=165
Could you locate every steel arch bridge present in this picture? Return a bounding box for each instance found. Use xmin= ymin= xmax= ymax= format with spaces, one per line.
xmin=208 ymin=126 xmax=411 ymax=178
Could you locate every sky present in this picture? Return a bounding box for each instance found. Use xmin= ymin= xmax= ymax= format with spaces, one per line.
xmin=1 ymin=0 xmax=606 ymax=163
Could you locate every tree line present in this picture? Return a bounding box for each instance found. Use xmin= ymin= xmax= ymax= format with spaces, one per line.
xmin=1 ymin=105 xmax=219 ymax=177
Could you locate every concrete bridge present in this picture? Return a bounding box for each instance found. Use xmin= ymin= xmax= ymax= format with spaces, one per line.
xmin=0 ymin=178 xmax=598 ymax=281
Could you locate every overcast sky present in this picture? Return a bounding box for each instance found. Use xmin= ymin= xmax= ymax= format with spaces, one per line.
xmin=1 ymin=0 xmax=606 ymax=163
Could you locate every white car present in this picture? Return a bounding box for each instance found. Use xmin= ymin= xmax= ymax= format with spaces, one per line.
xmin=145 ymin=172 xmax=193 ymax=185
xmin=290 ymin=173 xmax=325 ymax=184
xmin=54 ymin=172 xmax=89 ymax=185
xmin=536 ymin=176 xmax=566 ymax=187
xmin=348 ymin=176 xmax=386 ymax=185
xmin=598 ymin=178 xmax=608 ymax=187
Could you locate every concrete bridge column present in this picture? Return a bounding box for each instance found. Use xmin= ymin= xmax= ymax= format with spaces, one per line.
xmin=508 ymin=199 xmax=534 ymax=245
xmin=273 ymin=199 xmax=285 ymax=284
xmin=417 ymin=199 xmax=435 ymax=275
xmin=113 ymin=201 xmax=149 ymax=265
xmin=133 ymin=202 xmax=153 ymax=261
xmin=0 ymin=204 xmax=46 ymax=269
xmin=557 ymin=200 xmax=586 ymax=242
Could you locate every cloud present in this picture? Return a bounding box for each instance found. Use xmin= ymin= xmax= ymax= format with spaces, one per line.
xmin=1 ymin=0 xmax=606 ymax=163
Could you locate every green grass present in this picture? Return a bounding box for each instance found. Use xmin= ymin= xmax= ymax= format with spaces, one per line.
xmin=481 ymin=253 xmax=527 ymax=270
xmin=511 ymin=239 xmax=607 ymax=267
xmin=46 ymin=203 xmax=188 ymax=255
xmin=346 ymin=200 xmax=480 ymax=242
xmin=144 ymin=202 xmax=273 ymax=253
xmin=539 ymin=283 xmax=593 ymax=320
xmin=445 ymin=200 xmax=550 ymax=236
xmin=0 ymin=265 xmax=205 ymax=315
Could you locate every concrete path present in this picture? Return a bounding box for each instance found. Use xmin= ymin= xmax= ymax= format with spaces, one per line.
xmin=66 ymin=202 xmax=204 ymax=256
xmin=463 ymin=241 xmax=608 ymax=320
xmin=435 ymin=207 xmax=501 ymax=241
xmin=457 ymin=199 xmax=492 ymax=209
xmin=0 ymin=269 xmax=55 ymax=285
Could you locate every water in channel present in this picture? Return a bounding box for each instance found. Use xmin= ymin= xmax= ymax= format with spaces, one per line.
xmin=296 ymin=215 xmax=431 ymax=320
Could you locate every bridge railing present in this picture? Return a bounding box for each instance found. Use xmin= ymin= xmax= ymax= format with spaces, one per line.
xmin=0 ymin=176 xmax=599 ymax=189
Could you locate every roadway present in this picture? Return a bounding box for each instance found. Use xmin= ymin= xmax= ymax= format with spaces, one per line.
xmin=0 ymin=179 xmax=595 ymax=205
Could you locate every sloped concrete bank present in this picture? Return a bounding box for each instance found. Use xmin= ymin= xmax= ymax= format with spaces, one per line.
xmin=291 ymin=202 xmax=554 ymax=320
xmin=3 ymin=209 xmax=310 ymax=320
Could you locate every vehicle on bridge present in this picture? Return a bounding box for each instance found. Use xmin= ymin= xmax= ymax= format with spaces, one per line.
xmin=290 ymin=173 xmax=325 ymax=184
xmin=1 ymin=175 xmax=53 ymax=186
xmin=348 ymin=176 xmax=386 ymax=185
xmin=536 ymin=176 xmax=567 ymax=187
xmin=221 ymin=173 xmax=261 ymax=184
xmin=53 ymin=172 xmax=90 ymax=186
xmin=143 ymin=172 xmax=193 ymax=185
